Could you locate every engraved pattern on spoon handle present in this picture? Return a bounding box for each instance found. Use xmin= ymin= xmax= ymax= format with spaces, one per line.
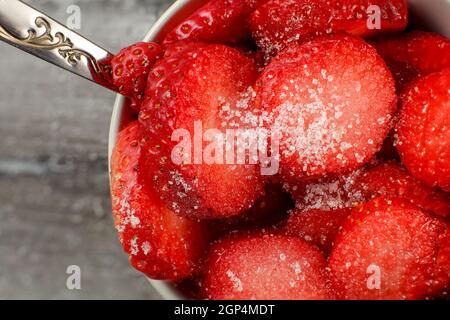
xmin=0 ymin=0 xmax=117 ymax=91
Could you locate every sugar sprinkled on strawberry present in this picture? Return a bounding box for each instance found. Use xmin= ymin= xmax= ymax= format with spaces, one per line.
xmin=201 ymin=232 xmax=336 ymax=299
xmin=255 ymin=34 xmax=397 ymax=181
xmin=139 ymin=42 xmax=264 ymax=219
xmin=286 ymin=168 xmax=367 ymax=212
xmin=288 ymin=160 xmax=450 ymax=218
xmin=250 ymin=0 xmax=408 ymax=56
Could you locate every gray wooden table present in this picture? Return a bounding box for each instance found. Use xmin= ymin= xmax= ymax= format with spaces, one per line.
xmin=0 ymin=0 xmax=173 ymax=299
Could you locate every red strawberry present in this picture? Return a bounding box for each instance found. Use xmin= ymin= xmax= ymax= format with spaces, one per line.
xmin=329 ymin=197 xmax=450 ymax=299
xmin=111 ymin=42 xmax=161 ymax=106
xmin=283 ymin=208 xmax=351 ymax=255
xmin=249 ymin=0 xmax=407 ymax=56
xmin=255 ymin=34 xmax=397 ymax=181
xmin=201 ymin=232 xmax=336 ymax=299
xmin=395 ymin=68 xmax=450 ymax=191
xmin=139 ymin=43 xmax=264 ymax=219
xmin=374 ymin=31 xmax=450 ymax=90
xmin=163 ymin=0 xmax=268 ymax=46
xmin=110 ymin=121 xmax=210 ymax=280
xmin=354 ymin=161 xmax=450 ymax=218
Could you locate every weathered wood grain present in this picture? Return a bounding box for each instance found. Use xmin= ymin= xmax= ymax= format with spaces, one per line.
xmin=0 ymin=0 xmax=173 ymax=299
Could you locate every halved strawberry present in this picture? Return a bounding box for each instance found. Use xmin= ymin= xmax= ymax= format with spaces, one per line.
xmin=201 ymin=232 xmax=336 ymax=299
xmin=329 ymin=197 xmax=450 ymax=300
xmin=255 ymin=34 xmax=397 ymax=181
xmin=374 ymin=31 xmax=450 ymax=90
xmin=354 ymin=161 xmax=450 ymax=218
xmin=111 ymin=42 xmax=161 ymax=108
xmin=249 ymin=0 xmax=407 ymax=56
xmin=110 ymin=121 xmax=211 ymax=280
xmin=163 ymin=0 xmax=268 ymax=46
xmin=395 ymin=68 xmax=450 ymax=191
xmin=283 ymin=208 xmax=351 ymax=255
xmin=139 ymin=43 xmax=264 ymax=219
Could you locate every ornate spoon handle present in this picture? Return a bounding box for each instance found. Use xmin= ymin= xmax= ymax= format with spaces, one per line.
xmin=0 ymin=0 xmax=117 ymax=92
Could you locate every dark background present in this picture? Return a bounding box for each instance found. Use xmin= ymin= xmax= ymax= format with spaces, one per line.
xmin=0 ymin=0 xmax=172 ymax=299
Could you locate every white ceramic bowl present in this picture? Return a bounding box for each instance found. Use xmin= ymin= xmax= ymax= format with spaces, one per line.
xmin=108 ymin=0 xmax=450 ymax=300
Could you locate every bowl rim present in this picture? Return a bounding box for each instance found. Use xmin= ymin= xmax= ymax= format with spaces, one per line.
xmin=108 ymin=0 xmax=450 ymax=300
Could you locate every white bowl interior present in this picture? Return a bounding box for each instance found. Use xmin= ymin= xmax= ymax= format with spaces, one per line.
xmin=108 ymin=0 xmax=450 ymax=300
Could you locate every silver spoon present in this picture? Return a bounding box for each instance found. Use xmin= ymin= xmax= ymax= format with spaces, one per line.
xmin=0 ymin=0 xmax=118 ymax=92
